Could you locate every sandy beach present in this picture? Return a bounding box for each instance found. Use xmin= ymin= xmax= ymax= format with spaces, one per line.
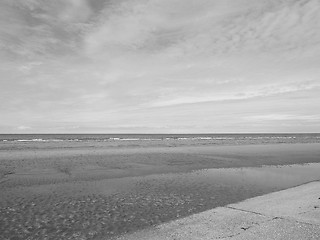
xmin=1 ymin=142 xmax=320 ymax=239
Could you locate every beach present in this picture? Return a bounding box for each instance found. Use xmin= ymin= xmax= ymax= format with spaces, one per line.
xmin=1 ymin=136 xmax=320 ymax=239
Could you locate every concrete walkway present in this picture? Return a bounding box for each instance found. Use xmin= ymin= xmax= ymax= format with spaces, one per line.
xmin=116 ymin=181 xmax=320 ymax=240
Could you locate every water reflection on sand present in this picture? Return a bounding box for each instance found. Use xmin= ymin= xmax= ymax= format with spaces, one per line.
xmin=1 ymin=163 xmax=320 ymax=239
xmin=131 ymin=163 xmax=320 ymax=213
xmin=195 ymin=163 xmax=320 ymax=191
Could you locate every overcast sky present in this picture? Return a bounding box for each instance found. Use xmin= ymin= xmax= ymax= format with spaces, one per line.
xmin=0 ymin=0 xmax=319 ymax=133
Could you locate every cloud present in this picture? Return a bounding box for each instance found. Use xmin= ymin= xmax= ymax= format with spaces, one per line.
xmin=0 ymin=0 xmax=93 ymax=59
xmin=0 ymin=0 xmax=319 ymax=133
xmin=244 ymin=114 xmax=320 ymax=121
xmin=147 ymin=78 xmax=320 ymax=107
xmin=83 ymin=0 xmax=320 ymax=59
xmin=18 ymin=62 xmax=43 ymax=73
xmin=17 ymin=126 xmax=32 ymax=130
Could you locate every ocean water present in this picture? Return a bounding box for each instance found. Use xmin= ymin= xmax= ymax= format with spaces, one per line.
xmin=1 ymin=133 xmax=320 ymax=144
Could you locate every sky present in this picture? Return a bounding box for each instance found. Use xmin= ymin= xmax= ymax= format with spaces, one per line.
xmin=0 ymin=0 xmax=320 ymax=133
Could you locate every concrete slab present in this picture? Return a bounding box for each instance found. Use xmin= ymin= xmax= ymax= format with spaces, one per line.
xmin=231 ymin=218 xmax=320 ymax=240
xmin=228 ymin=181 xmax=320 ymax=225
xmin=116 ymin=181 xmax=320 ymax=240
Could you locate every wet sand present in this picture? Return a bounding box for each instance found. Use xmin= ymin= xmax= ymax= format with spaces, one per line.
xmin=0 ymin=143 xmax=320 ymax=239
xmin=116 ymin=181 xmax=320 ymax=240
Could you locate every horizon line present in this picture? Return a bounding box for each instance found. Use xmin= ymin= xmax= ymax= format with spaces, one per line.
xmin=1 ymin=132 xmax=319 ymax=135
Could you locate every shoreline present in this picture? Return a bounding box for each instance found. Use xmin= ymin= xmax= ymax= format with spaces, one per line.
xmin=1 ymin=143 xmax=320 ymax=181
xmin=1 ymin=138 xmax=320 ymax=152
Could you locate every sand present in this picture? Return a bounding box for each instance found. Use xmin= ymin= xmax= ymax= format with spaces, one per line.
xmin=115 ymin=181 xmax=320 ymax=240
xmin=0 ymin=143 xmax=320 ymax=239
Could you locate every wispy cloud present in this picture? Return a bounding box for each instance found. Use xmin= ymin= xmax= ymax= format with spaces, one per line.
xmin=149 ymin=79 xmax=320 ymax=107
xmin=83 ymin=0 xmax=320 ymax=58
xmin=244 ymin=114 xmax=320 ymax=122
xmin=0 ymin=0 xmax=319 ymax=133
xmin=17 ymin=126 xmax=32 ymax=131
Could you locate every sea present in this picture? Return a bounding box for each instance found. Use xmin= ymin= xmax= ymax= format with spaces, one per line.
xmin=1 ymin=133 xmax=320 ymax=144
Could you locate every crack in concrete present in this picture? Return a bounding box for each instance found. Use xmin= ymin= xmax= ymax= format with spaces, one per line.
xmin=225 ymin=206 xmax=268 ymax=216
xmin=225 ymin=206 xmax=320 ymax=227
